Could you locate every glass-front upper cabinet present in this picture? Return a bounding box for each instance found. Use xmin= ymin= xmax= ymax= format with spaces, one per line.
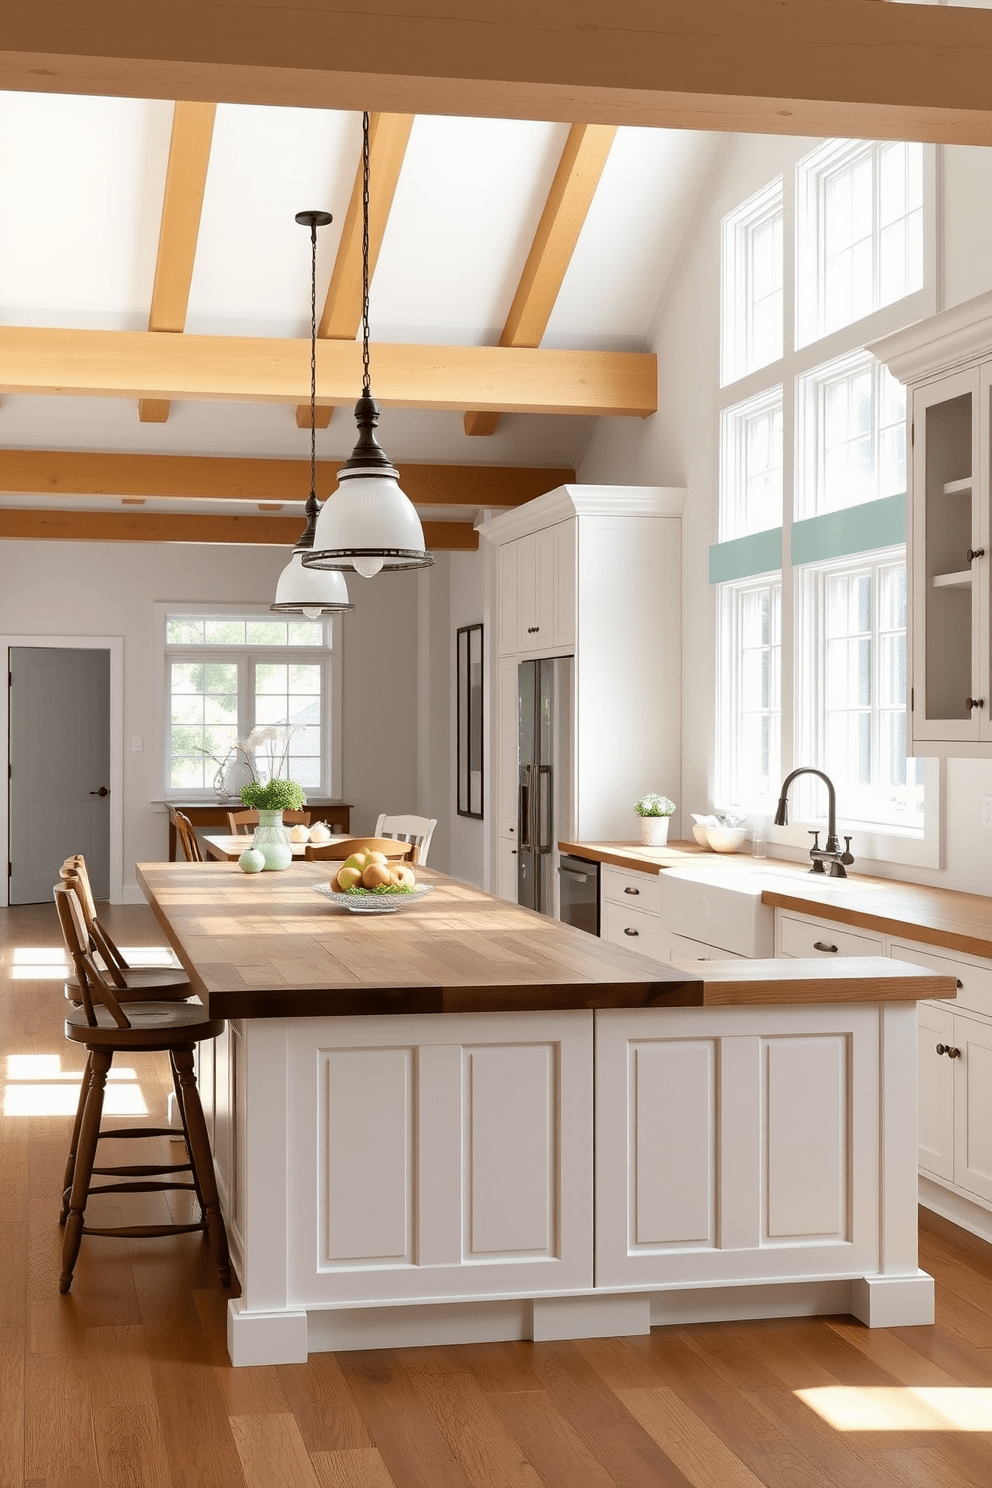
xmin=871 ymin=291 xmax=992 ymax=757
xmin=912 ymin=370 xmax=988 ymax=748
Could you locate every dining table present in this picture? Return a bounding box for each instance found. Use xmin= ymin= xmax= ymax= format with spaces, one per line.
xmin=202 ymin=833 xmax=350 ymax=862
xmin=135 ymin=856 xmax=954 ymax=1368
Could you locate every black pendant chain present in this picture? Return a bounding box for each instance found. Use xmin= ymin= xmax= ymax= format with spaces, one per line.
xmin=309 ymin=217 xmax=318 ymax=500
xmin=362 ymin=110 xmax=371 ymax=398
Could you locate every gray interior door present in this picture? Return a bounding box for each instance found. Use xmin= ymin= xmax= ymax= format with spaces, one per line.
xmin=8 ymin=647 xmax=111 ymax=904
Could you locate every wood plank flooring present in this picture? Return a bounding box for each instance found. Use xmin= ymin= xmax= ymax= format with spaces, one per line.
xmin=4 ymin=900 xmax=992 ymax=1488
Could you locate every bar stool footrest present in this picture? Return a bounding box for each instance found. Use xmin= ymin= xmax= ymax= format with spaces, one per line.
xmin=82 ymin=1221 xmax=207 ymax=1238
xmin=92 ymin=1162 xmax=193 ymax=1177
xmin=88 ymin=1180 xmax=200 ymax=1196
xmin=97 ymin=1125 xmax=176 ymax=1140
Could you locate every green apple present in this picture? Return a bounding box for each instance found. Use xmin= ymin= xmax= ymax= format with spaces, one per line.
xmin=238 ymin=848 xmax=266 ymax=874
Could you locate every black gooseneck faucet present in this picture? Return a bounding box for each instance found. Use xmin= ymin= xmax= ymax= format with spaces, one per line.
xmin=773 ymin=767 xmax=855 ymax=877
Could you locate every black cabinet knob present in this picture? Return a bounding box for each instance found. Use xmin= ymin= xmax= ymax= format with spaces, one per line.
xmin=813 ymin=941 xmax=838 ymax=953
xmin=623 ymin=927 xmax=639 ymax=937
xmin=966 ymin=697 xmax=985 ymax=710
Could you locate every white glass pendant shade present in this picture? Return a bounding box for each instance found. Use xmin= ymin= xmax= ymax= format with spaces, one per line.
xmin=304 ymin=392 xmax=434 ymax=575
xmin=271 ymin=549 xmax=353 ymax=615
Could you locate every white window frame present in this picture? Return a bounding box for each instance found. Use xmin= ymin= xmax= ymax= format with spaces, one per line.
xmin=720 ymin=385 xmax=784 ymax=540
xmin=716 ymin=573 xmax=783 ymax=813
xmin=793 ymin=549 xmax=938 ymax=867
xmin=796 ymin=350 xmax=907 ymax=521
xmin=713 ymin=137 xmax=940 ymax=870
xmin=155 ymin=603 xmax=343 ymax=800
xmin=796 ymin=138 xmax=927 ymax=350
xmin=721 ymin=177 xmax=784 ymax=387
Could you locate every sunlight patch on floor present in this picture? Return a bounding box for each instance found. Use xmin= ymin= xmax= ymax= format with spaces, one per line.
xmin=3 ymin=1052 xmax=148 ymax=1116
xmin=797 ymin=1386 xmax=992 ymax=1431
xmin=10 ymin=946 xmax=69 ymax=979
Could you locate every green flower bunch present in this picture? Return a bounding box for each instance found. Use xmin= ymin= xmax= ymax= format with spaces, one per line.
xmin=633 ymin=792 xmax=676 ymax=818
xmin=240 ymin=779 xmax=307 ymax=812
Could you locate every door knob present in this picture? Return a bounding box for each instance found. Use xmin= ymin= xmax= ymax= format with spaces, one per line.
xmin=89 ymin=787 xmax=110 ymax=797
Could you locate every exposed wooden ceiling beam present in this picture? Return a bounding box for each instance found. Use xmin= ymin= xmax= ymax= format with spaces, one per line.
xmin=465 ymin=121 xmax=616 ymax=438
xmin=140 ymin=99 xmax=216 ymax=424
xmin=0 ymin=508 xmax=479 ymax=550
xmin=0 ymin=451 xmax=575 ymax=507
xmin=0 ymin=327 xmax=655 ymax=417
xmin=5 ymin=2 xmax=992 ymax=146
xmin=298 ymin=111 xmax=415 ymax=431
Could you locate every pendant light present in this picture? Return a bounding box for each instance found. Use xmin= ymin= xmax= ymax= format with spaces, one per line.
xmin=304 ymin=112 xmax=434 ymax=579
xmin=271 ymin=210 xmax=354 ymax=617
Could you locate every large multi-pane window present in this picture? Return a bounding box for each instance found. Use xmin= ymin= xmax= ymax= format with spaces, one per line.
xmin=721 ymin=179 xmax=784 ymax=386
xmin=164 ymin=614 xmax=335 ymax=794
xmin=796 ymin=554 xmax=924 ymax=830
xmin=720 ymin=388 xmax=784 ymax=540
xmin=714 ymin=136 xmax=934 ymax=856
xmin=796 ymin=352 xmax=906 ymax=519
xmin=716 ymin=577 xmax=782 ymax=809
xmin=797 ymin=139 xmax=924 ymax=347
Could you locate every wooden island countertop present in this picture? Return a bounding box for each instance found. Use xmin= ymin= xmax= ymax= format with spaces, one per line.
xmin=136 ymin=861 xmax=955 ymax=1019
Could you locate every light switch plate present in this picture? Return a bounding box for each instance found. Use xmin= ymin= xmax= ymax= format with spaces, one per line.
xmin=982 ymin=795 xmax=992 ymax=831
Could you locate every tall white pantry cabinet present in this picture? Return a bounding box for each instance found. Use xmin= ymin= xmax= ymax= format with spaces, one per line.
xmin=478 ymin=485 xmax=685 ymax=900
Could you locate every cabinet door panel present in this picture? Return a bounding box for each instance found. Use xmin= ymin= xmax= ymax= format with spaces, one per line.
xmin=602 ymin=864 xmax=661 ymax=913
xmin=777 ymin=912 xmax=884 ymax=959
xmin=288 ymin=1011 xmax=593 ymax=1305
xmin=765 ymin=1036 xmax=847 ymax=1241
xmin=553 ymin=519 xmax=577 ymax=649
xmin=497 ymin=656 xmax=519 ymax=840
xmin=631 ymin=1039 xmax=715 ymax=1247
xmin=497 ymin=542 xmax=519 ymax=657
xmin=953 ymin=1014 xmax=992 ymax=1203
xmin=517 ymin=533 xmax=539 ymax=651
xmin=601 ymin=899 xmax=666 ymax=960
xmin=917 ymin=1002 xmax=954 ymax=1181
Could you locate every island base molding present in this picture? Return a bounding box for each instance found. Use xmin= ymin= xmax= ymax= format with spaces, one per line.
xmin=227 ymin=1274 xmax=936 ymax=1365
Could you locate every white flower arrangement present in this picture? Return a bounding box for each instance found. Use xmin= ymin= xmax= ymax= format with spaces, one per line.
xmin=633 ymin=792 xmax=676 ymax=818
xmin=236 ymin=724 xmax=306 ymax=784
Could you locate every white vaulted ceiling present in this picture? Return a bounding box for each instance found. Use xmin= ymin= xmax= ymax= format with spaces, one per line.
xmin=0 ymin=91 xmax=722 ymax=540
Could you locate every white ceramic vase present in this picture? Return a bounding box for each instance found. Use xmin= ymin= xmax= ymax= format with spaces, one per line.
xmin=640 ymin=815 xmax=670 ymax=846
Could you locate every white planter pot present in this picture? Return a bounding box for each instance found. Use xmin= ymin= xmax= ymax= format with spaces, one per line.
xmin=640 ymin=816 xmax=670 ymax=846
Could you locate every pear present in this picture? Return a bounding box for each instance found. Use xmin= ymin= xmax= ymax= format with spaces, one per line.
xmin=363 ymin=863 xmax=393 ymax=888
xmin=342 ymin=852 xmax=369 ymax=874
xmin=391 ymin=864 xmax=416 ymax=888
xmin=336 ymin=865 xmax=363 ymax=891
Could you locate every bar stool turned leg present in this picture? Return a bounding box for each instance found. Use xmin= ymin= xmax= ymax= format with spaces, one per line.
xmin=171 ymin=1046 xmax=231 ymax=1286
xmin=168 ymin=1050 xmax=206 ymax=1212
xmin=60 ymin=1048 xmax=112 ymax=1293
xmin=60 ymin=1052 xmax=92 ymax=1225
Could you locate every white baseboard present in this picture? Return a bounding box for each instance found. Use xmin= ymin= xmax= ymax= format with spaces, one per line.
xmin=532 ymin=1292 xmax=650 ymax=1341
xmin=227 ymin=1299 xmax=308 ymax=1366
xmin=920 ymin=1177 xmax=992 ymax=1245
xmin=307 ymin=1298 xmax=532 ymax=1355
xmin=649 ymin=1279 xmax=853 ymax=1327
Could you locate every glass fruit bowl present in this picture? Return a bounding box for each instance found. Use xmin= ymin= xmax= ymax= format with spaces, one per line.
xmin=312 ymin=882 xmax=434 ymax=915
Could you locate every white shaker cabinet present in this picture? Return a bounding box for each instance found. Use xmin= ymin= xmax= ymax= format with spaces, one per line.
xmin=871 ymin=294 xmax=992 ymax=756
xmin=496 ymin=520 xmax=574 ymax=656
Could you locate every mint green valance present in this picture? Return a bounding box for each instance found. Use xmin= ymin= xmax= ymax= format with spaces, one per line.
xmin=791 ymin=494 xmax=906 ymax=566
xmin=708 ymin=527 xmax=782 ymax=584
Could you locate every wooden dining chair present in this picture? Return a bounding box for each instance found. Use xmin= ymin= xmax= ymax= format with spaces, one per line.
xmin=53 ymin=883 xmax=231 ymax=1295
xmin=60 ymin=857 xmax=190 ymax=998
xmin=373 ymin=813 xmax=437 ymax=865
xmin=226 ymin=808 xmax=311 ymax=834
xmin=174 ymin=810 xmax=204 ymax=862
xmin=304 ymin=835 xmax=414 ymax=862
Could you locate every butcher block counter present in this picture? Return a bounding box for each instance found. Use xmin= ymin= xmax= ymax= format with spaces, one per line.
xmin=136 ymin=859 xmax=952 ymax=1366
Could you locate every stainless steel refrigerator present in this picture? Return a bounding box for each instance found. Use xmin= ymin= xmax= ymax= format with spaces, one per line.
xmin=517 ymin=657 xmax=574 ymax=917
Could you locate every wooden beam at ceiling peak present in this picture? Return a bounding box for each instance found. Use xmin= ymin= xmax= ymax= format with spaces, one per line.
xmin=298 ymin=111 xmax=415 ymax=431
xmin=0 ymin=327 xmax=655 ymax=418
xmin=466 ymin=121 xmax=616 ymax=438
xmin=7 ymin=3 xmax=992 ymax=146
xmin=139 ymin=100 xmax=216 ymax=425
xmin=0 ymin=450 xmax=575 ymax=507
xmin=0 ymin=508 xmax=479 ymax=551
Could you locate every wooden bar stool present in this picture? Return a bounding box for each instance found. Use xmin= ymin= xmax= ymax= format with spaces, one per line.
xmin=53 ymin=884 xmax=231 ymax=1294
xmin=60 ymin=858 xmax=190 ymax=999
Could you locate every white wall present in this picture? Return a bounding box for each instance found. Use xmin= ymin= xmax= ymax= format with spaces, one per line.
xmin=579 ymin=134 xmax=992 ymax=896
xmin=0 ymin=538 xmax=421 ymax=898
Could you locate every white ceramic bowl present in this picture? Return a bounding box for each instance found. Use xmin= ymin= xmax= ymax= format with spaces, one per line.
xmin=706 ymin=826 xmax=747 ymax=853
xmin=692 ymin=824 xmax=711 ymax=847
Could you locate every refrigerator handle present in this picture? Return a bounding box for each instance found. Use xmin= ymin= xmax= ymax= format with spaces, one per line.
xmin=519 ymin=766 xmax=533 ymax=848
xmin=538 ymin=765 xmax=553 ymax=852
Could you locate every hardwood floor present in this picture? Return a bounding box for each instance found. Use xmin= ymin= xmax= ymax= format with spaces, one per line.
xmin=3 ymin=901 xmax=992 ymax=1488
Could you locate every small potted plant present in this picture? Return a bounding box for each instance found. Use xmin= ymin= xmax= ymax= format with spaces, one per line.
xmin=240 ymin=777 xmax=307 ymax=870
xmin=634 ymin=792 xmax=676 ymax=846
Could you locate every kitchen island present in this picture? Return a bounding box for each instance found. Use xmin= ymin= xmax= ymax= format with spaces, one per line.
xmin=137 ymin=859 xmax=956 ymax=1366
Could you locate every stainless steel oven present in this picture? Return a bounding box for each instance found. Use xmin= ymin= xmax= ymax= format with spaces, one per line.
xmin=557 ymin=853 xmax=599 ymax=937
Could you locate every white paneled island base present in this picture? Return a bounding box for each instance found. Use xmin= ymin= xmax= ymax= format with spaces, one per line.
xmin=217 ymin=996 xmax=935 ymax=1366
xmin=136 ymin=861 xmax=950 ymax=1366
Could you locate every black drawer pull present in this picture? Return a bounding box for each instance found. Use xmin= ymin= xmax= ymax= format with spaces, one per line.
xmin=813 ymin=940 xmax=838 ymax=953
xmin=624 ymin=886 xmax=640 ymax=895
xmin=957 ymin=979 xmax=963 ymax=989
xmin=624 ymin=927 xmax=639 ymax=937
xmin=936 ymin=1044 xmax=961 ymax=1059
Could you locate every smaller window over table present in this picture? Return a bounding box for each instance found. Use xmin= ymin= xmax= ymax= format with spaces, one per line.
xmin=721 ymin=178 xmax=783 ymax=386
xmin=164 ymin=613 xmax=335 ymax=796
xmin=720 ymin=386 xmax=784 ymax=540
xmin=796 ymin=350 xmax=906 ymax=519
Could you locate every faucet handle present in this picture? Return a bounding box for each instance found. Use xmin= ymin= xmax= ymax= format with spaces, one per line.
xmin=841 ymin=835 xmax=855 ymax=865
xmin=807 ymin=829 xmax=821 ymax=850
